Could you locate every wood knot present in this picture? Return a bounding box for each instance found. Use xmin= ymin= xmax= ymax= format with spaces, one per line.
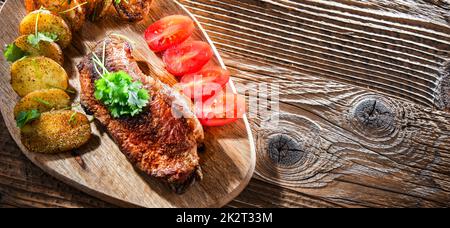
xmin=349 ymin=97 xmax=396 ymax=138
xmin=255 ymin=114 xmax=340 ymax=188
xmin=268 ymin=134 xmax=304 ymax=166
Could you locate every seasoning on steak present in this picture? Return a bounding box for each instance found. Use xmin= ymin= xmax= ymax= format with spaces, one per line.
xmin=77 ymin=36 xmax=204 ymax=193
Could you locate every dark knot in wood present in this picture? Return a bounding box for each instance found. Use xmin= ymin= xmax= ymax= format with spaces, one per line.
xmin=350 ymin=97 xmax=396 ymax=137
xmin=267 ymin=134 xmax=304 ymax=166
xmin=256 ymin=114 xmax=339 ymax=188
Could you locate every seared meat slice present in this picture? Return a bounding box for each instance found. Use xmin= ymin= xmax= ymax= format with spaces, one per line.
xmin=77 ymin=36 xmax=204 ymax=193
xmin=113 ymin=0 xmax=152 ymax=22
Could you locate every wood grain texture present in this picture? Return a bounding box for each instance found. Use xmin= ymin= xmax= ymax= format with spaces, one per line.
xmin=0 ymin=0 xmax=255 ymax=208
xmin=2 ymin=0 xmax=450 ymax=208
xmin=224 ymin=52 xmax=450 ymax=207
xmin=182 ymin=0 xmax=450 ymax=110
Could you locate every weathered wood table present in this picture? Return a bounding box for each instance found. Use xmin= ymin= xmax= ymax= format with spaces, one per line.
xmin=1 ymin=0 xmax=450 ymax=208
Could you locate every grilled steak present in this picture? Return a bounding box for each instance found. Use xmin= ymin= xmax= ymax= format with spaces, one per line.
xmin=77 ymin=36 xmax=204 ymax=193
xmin=113 ymin=0 xmax=152 ymax=22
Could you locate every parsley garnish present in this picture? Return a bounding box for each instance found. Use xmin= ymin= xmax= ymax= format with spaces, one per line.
xmin=91 ymin=47 xmax=149 ymax=118
xmin=48 ymin=85 xmax=76 ymax=94
xmin=3 ymin=43 xmax=27 ymax=62
xmin=28 ymin=32 xmax=58 ymax=47
xmin=33 ymin=97 xmax=51 ymax=107
xmin=69 ymin=112 xmax=77 ymax=126
xmin=115 ymin=0 xmax=129 ymax=4
xmin=27 ymin=9 xmax=58 ymax=47
xmin=16 ymin=110 xmax=40 ymax=128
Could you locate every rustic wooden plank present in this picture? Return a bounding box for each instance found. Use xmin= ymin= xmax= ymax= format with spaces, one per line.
xmin=182 ymin=0 xmax=450 ymax=110
xmin=2 ymin=0 xmax=450 ymax=208
xmin=222 ymin=51 xmax=450 ymax=207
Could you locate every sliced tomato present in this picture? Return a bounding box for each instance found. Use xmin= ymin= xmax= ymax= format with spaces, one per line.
xmin=180 ymin=67 xmax=230 ymax=101
xmin=163 ymin=41 xmax=213 ymax=76
xmin=195 ymin=92 xmax=246 ymax=127
xmin=144 ymin=15 xmax=195 ymax=52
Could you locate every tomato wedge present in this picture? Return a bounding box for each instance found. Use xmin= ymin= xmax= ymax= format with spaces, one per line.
xmin=180 ymin=67 xmax=230 ymax=101
xmin=163 ymin=41 xmax=213 ymax=76
xmin=195 ymin=92 xmax=246 ymax=127
xmin=144 ymin=15 xmax=195 ymax=52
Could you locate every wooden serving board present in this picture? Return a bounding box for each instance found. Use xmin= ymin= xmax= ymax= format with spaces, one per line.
xmin=0 ymin=0 xmax=255 ymax=208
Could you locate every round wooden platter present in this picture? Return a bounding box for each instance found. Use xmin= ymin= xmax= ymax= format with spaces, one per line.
xmin=0 ymin=0 xmax=256 ymax=208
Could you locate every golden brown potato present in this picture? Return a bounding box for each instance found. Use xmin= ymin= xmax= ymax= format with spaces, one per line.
xmin=14 ymin=35 xmax=64 ymax=65
xmin=21 ymin=110 xmax=92 ymax=154
xmin=11 ymin=56 xmax=69 ymax=97
xmin=19 ymin=10 xmax=72 ymax=48
xmin=24 ymin=0 xmax=87 ymax=31
xmin=14 ymin=89 xmax=71 ymax=117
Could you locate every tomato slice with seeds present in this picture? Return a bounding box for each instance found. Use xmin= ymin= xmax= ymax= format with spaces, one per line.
xmin=144 ymin=15 xmax=195 ymax=52
xmin=163 ymin=41 xmax=213 ymax=76
xmin=195 ymin=92 xmax=246 ymax=127
xmin=180 ymin=67 xmax=230 ymax=101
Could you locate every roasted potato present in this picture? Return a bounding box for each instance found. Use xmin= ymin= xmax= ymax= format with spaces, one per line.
xmin=19 ymin=10 xmax=72 ymax=48
xmin=14 ymin=89 xmax=71 ymax=117
xmin=113 ymin=0 xmax=152 ymax=22
xmin=11 ymin=56 xmax=69 ymax=97
xmin=14 ymin=35 xmax=64 ymax=65
xmin=24 ymin=0 xmax=88 ymax=31
xmin=21 ymin=110 xmax=92 ymax=154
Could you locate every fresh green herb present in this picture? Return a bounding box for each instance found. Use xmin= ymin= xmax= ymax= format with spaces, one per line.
xmin=92 ymin=48 xmax=149 ymax=118
xmin=69 ymin=112 xmax=77 ymax=126
xmin=115 ymin=0 xmax=129 ymax=4
xmin=16 ymin=109 xmax=40 ymax=128
xmin=27 ymin=10 xmax=58 ymax=47
xmin=94 ymin=71 xmax=150 ymax=118
xmin=3 ymin=43 xmax=27 ymax=62
xmin=28 ymin=32 xmax=58 ymax=47
xmin=48 ymin=85 xmax=76 ymax=94
xmin=33 ymin=97 xmax=51 ymax=107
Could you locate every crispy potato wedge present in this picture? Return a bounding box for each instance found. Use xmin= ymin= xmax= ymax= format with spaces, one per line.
xmin=19 ymin=10 xmax=72 ymax=48
xmin=14 ymin=89 xmax=71 ymax=117
xmin=11 ymin=56 xmax=69 ymax=97
xmin=21 ymin=110 xmax=92 ymax=154
xmin=24 ymin=0 xmax=87 ymax=31
xmin=14 ymin=35 xmax=64 ymax=65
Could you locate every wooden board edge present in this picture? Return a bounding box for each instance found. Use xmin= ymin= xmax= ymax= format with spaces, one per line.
xmin=175 ymin=0 xmax=257 ymax=207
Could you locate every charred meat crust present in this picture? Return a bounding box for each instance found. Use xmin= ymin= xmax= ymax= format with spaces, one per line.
xmin=77 ymin=36 xmax=203 ymax=193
